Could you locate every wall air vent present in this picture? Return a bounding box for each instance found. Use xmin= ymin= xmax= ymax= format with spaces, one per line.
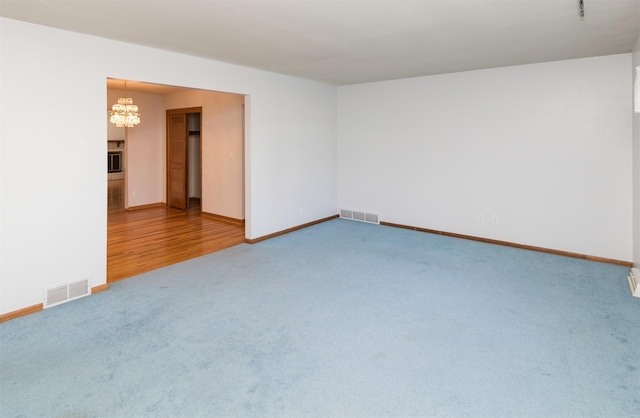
xmin=340 ymin=209 xmax=380 ymax=225
xmin=46 ymin=285 xmax=68 ymax=307
xmin=340 ymin=209 xmax=353 ymax=219
xmin=628 ymin=268 xmax=640 ymax=298
xmin=365 ymin=213 xmax=379 ymax=224
xmin=68 ymin=279 xmax=89 ymax=300
xmin=44 ymin=279 xmax=91 ymax=308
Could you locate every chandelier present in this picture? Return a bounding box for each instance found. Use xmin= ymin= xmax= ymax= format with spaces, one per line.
xmin=109 ymin=81 xmax=141 ymax=127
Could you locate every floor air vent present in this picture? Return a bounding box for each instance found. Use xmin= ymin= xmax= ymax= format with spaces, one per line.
xmin=44 ymin=279 xmax=90 ymax=308
xmin=340 ymin=209 xmax=379 ymax=224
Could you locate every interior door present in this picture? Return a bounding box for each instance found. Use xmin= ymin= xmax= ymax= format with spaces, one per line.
xmin=167 ymin=112 xmax=188 ymax=209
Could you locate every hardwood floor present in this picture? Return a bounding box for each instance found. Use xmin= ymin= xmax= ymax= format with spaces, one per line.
xmin=107 ymin=180 xmax=245 ymax=283
xmin=108 ymin=179 xmax=125 ymax=211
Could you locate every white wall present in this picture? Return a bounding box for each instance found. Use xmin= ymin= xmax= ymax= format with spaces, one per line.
xmin=338 ymin=55 xmax=633 ymax=261
xmin=0 ymin=18 xmax=337 ymax=315
xmin=633 ymin=36 xmax=640 ymax=268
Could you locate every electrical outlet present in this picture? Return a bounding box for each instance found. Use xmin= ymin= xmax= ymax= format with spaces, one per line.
xmin=492 ymin=214 xmax=498 ymax=224
xmin=477 ymin=214 xmax=484 ymax=222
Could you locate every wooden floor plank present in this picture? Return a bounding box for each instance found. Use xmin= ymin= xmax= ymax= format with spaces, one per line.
xmin=107 ymin=182 xmax=245 ymax=283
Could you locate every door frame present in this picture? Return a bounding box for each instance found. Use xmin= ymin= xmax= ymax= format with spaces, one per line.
xmin=166 ymin=106 xmax=202 ymax=210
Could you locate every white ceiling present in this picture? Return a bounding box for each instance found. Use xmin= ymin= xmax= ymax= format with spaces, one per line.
xmin=2 ymin=0 xmax=639 ymax=86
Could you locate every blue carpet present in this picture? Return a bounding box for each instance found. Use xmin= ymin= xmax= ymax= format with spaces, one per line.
xmin=1 ymin=219 xmax=639 ymax=417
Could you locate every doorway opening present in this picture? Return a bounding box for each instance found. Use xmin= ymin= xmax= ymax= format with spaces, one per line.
xmin=107 ymin=139 xmax=125 ymax=212
xmin=106 ymin=79 xmax=248 ymax=282
xmin=167 ymin=107 xmax=202 ymax=210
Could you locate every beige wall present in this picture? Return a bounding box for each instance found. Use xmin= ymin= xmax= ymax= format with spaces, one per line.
xmin=164 ymin=89 xmax=245 ymax=220
xmin=124 ymin=91 xmax=165 ymax=208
